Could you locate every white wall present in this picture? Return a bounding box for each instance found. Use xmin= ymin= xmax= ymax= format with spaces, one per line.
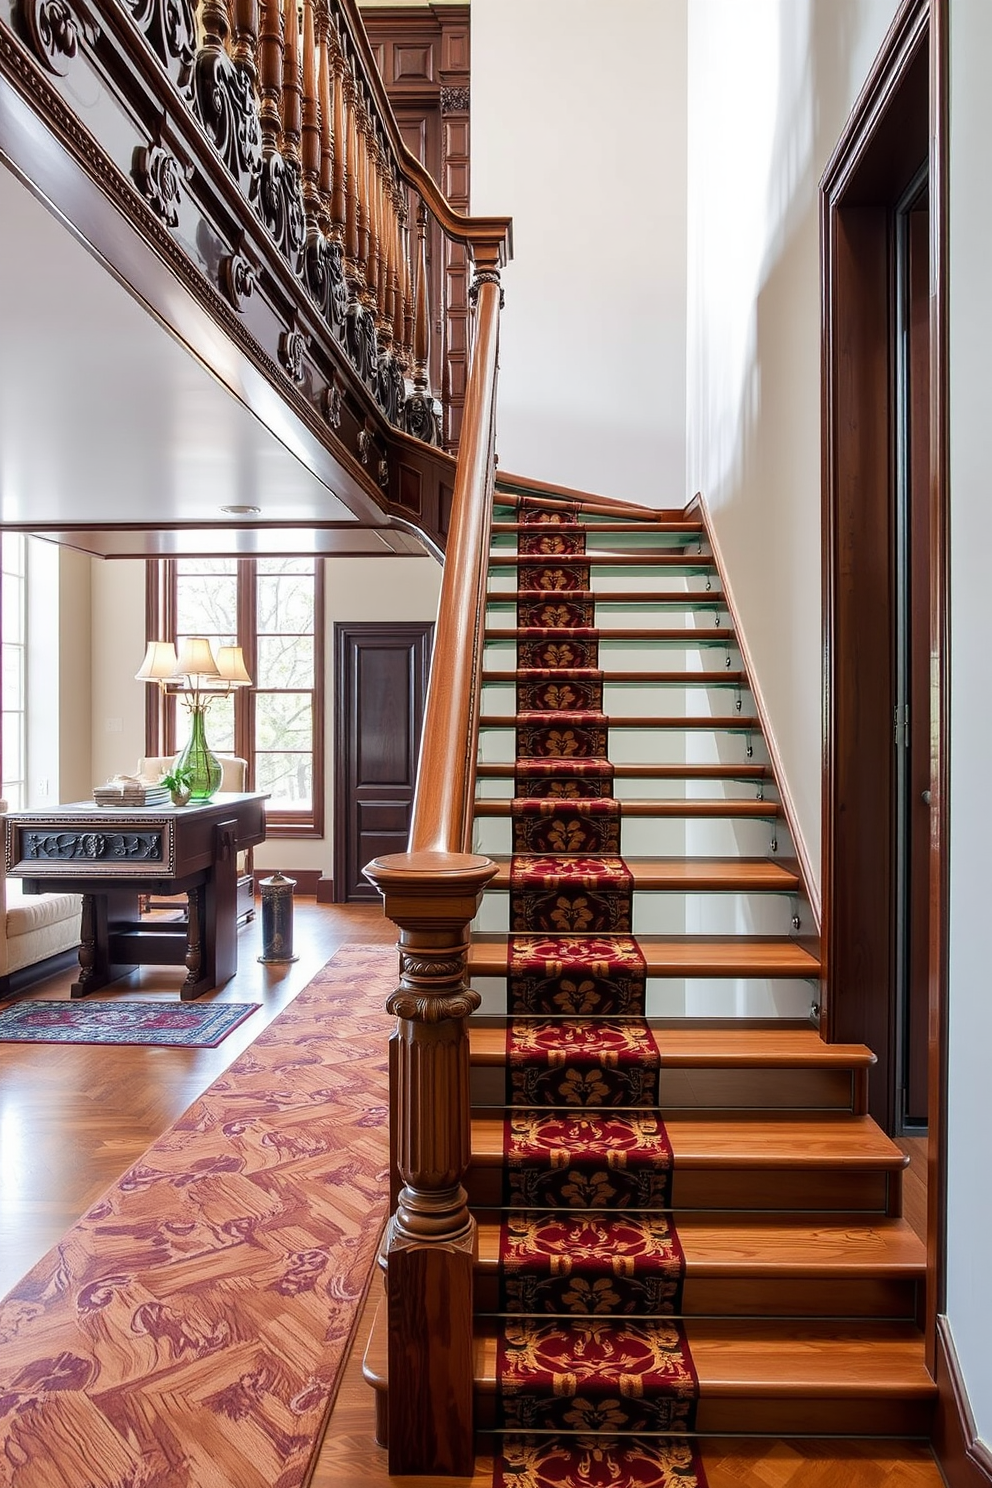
xmin=945 ymin=0 xmax=992 ymax=1444
xmin=685 ymin=0 xmax=901 ymax=898
xmin=86 ymin=553 xmax=441 ymax=874
xmin=471 ymin=0 xmax=687 ymax=509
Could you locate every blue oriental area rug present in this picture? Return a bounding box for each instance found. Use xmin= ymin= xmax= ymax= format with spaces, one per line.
xmin=0 ymin=999 xmax=261 ymax=1046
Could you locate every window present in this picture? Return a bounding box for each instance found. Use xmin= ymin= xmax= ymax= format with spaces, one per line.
xmin=148 ymin=557 xmax=324 ymax=837
xmin=2 ymin=534 xmax=27 ymax=809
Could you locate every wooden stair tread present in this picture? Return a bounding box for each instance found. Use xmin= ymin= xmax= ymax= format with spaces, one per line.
xmin=469 ymin=935 xmax=820 ymax=977
xmin=481 ymin=714 xmax=757 ymax=729
xmin=468 ymin=1319 xmax=933 ymax=1398
xmin=494 ymin=475 xmax=674 ymax=520
xmin=469 ymin=1114 xmax=907 ymax=1170
xmin=473 ymin=1214 xmax=925 ymax=1276
xmin=475 ymin=799 xmax=778 ymax=818
xmin=487 ymin=591 xmax=725 ymax=605
xmin=491 ymin=521 xmax=701 ymax=535
xmin=467 ymin=1022 xmax=874 ymax=1068
xmin=492 ymin=553 xmax=714 ymax=567
xmin=485 ymin=628 xmax=733 ymax=643
xmin=475 ymin=761 xmax=772 ymax=780
xmin=483 ymin=669 xmax=746 ymax=684
xmin=482 ymin=857 xmax=796 ymax=889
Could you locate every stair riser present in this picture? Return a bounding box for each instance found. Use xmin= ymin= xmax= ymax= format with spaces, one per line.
xmin=472 ymin=1272 xmax=921 ymax=1320
xmin=485 ymin=604 xmax=730 ymax=622
xmin=474 ymin=1395 xmax=934 ymax=1437
xmin=481 ymin=684 xmax=752 ymax=712
xmin=469 ymin=1065 xmax=860 ymax=1112
xmin=478 ymin=728 xmax=764 ymax=770
xmin=473 ymin=820 xmax=780 ymax=860
xmin=468 ymin=976 xmax=818 ymax=1022
xmin=475 ymin=778 xmax=778 ymax=802
xmin=472 ymin=884 xmax=795 ymax=932
xmin=466 ymin=1167 xmax=900 ymax=1215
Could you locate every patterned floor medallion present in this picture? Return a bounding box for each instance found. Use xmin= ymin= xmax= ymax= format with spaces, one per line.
xmin=496 ymin=494 xmax=700 ymax=1479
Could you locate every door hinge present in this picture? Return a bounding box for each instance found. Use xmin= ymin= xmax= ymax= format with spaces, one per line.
xmin=893 ymin=703 xmax=909 ymax=747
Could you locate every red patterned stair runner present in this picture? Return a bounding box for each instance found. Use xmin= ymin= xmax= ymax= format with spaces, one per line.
xmin=492 ymin=499 xmax=708 ymax=1488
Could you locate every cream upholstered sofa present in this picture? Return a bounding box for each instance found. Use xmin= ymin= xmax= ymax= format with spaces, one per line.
xmin=0 ymin=799 xmax=82 ymax=989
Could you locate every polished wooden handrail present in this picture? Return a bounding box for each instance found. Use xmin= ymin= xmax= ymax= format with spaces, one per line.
xmin=408 ymin=275 xmax=502 ymax=856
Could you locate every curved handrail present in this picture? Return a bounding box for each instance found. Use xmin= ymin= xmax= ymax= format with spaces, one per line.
xmin=408 ymin=274 xmax=502 ymax=855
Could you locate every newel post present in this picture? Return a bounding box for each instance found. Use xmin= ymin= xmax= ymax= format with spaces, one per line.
xmin=363 ymin=849 xmax=497 ymax=1477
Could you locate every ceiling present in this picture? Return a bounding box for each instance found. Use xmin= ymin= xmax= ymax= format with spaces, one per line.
xmin=0 ymin=161 xmax=430 ymax=560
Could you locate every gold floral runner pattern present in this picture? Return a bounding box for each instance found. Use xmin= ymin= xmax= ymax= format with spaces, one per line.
xmin=0 ymin=946 xmax=394 ymax=1488
xmin=495 ymin=1435 xmax=709 ymax=1488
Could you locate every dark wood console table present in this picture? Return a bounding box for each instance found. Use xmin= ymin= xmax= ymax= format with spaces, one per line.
xmin=3 ymin=794 xmax=267 ymax=1000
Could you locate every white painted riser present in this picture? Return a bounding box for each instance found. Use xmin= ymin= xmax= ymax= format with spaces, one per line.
xmin=468 ymin=976 xmax=815 ymax=1021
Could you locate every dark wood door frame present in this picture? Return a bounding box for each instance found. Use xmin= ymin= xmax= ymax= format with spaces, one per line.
xmin=819 ymin=0 xmax=948 ymax=1372
xmin=333 ymin=621 xmax=434 ymax=902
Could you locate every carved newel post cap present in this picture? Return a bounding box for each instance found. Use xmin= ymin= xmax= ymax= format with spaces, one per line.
xmin=363 ymin=850 xmax=497 ymax=922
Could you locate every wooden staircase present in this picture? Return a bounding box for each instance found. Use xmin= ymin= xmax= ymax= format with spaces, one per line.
xmin=365 ymin=477 xmax=935 ymax=1476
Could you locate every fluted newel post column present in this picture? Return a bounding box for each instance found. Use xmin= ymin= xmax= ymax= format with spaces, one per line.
xmin=363 ymin=849 xmax=497 ymax=1477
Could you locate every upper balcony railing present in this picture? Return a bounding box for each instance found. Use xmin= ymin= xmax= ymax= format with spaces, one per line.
xmin=2 ymin=0 xmax=510 ymax=544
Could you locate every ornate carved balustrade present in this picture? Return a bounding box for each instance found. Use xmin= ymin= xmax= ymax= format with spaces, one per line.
xmin=0 ymin=0 xmax=510 ymax=547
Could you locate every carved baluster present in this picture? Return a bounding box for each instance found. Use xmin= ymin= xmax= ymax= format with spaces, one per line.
xmin=300 ymin=0 xmax=321 ymax=230
xmin=365 ymin=138 xmax=380 ymax=312
xmin=280 ymin=0 xmax=302 ymax=170
xmin=363 ymin=852 xmax=497 ymax=1476
xmin=344 ymin=70 xmax=361 ymax=279
xmin=257 ymin=0 xmax=283 ymax=155
xmin=412 ymin=199 xmax=431 ymax=394
xmin=231 ymin=0 xmax=259 ymax=80
xmin=380 ymin=176 xmax=397 ymax=339
xmin=393 ymin=193 xmax=407 ymax=362
xmin=401 ymin=203 xmax=414 ymax=363
xmin=356 ymin=102 xmax=371 ymax=288
xmin=330 ymin=46 xmax=347 ymax=242
xmin=315 ymin=0 xmax=333 ymax=232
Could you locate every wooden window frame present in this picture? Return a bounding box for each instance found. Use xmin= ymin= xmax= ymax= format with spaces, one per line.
xmin=145 ymin=558 xmax=325 ymax=839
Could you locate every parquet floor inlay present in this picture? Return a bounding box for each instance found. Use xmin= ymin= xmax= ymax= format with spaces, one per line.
xmin=0 ymin=930 xmax=394 ymax=1488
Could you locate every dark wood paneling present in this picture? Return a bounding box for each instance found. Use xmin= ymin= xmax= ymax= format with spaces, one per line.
xmin=360 ymin=5 xmax=470 ymax=451
xmin=333 ymin=622 xmax=433 ymax=901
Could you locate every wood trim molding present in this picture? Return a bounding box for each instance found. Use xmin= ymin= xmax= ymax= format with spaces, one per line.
xmin=933 ymin=1315 xmax=992 ymax=1487
xmin=926 ymin=0 xmax=951 ymax=1375
xmin=252 ymin=867 xmax=322 ymax=895
xmin=693 ymin=491 xmax=822 ymax=935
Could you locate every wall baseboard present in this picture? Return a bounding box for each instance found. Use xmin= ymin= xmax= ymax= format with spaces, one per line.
xmin=252 ymin=868 xmax=322 ymax=896
xmin=933 ymin=1315 xmax=992 ymax=1487
xmin=690 ymin=491 xmax=821 ymax=932
xmin=316 ymin=876 xmax=334 ymax=903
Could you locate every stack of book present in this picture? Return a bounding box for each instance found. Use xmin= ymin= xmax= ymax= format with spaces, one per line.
xmin=92 ymin=777 xmax=172 ymax=808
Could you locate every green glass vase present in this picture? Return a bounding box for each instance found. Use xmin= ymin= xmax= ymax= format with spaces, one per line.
xmin=175 ymin=704 xmax=222 ymax=801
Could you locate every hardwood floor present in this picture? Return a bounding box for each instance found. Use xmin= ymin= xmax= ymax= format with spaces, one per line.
xmin=0 ymin=906 xmax=942 ymax=1487
xmin=0 ymin=898 xmax=395 ymax=1296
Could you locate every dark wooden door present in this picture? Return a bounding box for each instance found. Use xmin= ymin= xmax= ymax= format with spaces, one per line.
xmin=333 ymin=622 xmax=433 ymax=901
xmin=900 ymin=197 xmax=931 ymax=1127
